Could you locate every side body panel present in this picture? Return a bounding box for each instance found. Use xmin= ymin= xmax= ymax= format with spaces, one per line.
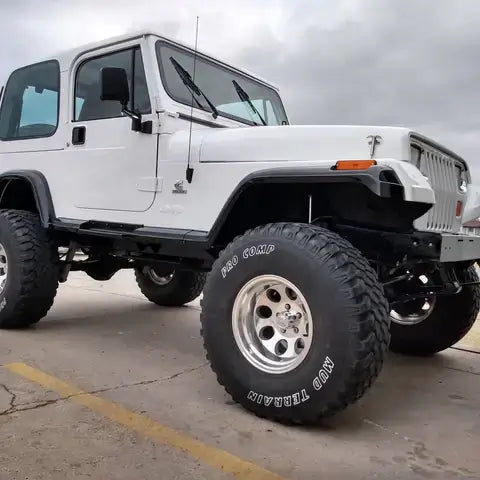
xmin=0 ymin=37 xmax=160 ymax=220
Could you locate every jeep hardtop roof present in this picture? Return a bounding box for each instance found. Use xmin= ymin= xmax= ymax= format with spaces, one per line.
xmin=30 ymin=29 xmax=279 ymax=92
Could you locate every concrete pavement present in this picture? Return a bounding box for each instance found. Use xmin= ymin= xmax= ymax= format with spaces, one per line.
xmin=0 ymin=271 xmax=479 ymax=479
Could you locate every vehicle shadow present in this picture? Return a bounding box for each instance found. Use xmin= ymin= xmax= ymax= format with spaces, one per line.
xmin=301 ymin=350 xmax=478 ymax=434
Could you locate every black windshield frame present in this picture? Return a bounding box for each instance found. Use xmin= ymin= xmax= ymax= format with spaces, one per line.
xmin=156 ymin=40 xmax=288 ymax=126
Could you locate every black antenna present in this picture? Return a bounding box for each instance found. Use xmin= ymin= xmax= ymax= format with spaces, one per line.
xmin=186 ymin=16 xmax=199 ymax=184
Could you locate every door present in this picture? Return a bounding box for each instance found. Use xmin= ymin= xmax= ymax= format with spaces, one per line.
xmin=65 ymin=45 xmax=158 ymax=212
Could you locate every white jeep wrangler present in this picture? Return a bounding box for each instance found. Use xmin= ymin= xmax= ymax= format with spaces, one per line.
xmin=0 ymin=30 xmax=479 ymax=424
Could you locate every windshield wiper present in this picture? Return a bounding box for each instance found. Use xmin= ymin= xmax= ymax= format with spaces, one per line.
xmin=232 ymin=80 xmax=267 ymax=126
xmin=169 ymin=57 xmax=219 ymax=119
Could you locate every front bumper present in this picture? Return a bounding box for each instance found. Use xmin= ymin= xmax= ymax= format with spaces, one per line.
xmin=336 ymin=225 xmax=480 ymax=264
xmin=440 ymin=234 xmax=480 ymax=262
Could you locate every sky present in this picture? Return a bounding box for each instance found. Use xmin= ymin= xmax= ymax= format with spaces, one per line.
xmin=2 ymin=0 xmax=480 ymax=179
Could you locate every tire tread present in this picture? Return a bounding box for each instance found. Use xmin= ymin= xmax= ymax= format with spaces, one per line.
xmin=390 ymin=265 xmax=480 ymax=355
xmin=201 ymin=222 xmax=390 ymax=424
xmin=135 ymin=268 xmax=206 ymax=307
xmin=0 ymin=209 xmax=58 ymax=329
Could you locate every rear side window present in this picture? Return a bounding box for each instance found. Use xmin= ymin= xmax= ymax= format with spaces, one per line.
xmin=75 ymin=47 xmax=150 ymax=122
xmin=0 ymin=60 xmax=60 ymax=140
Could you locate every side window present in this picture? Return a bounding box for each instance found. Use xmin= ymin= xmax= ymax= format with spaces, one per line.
xmin=0 ymin=60 xmax=60 ymax=140
xmin=75 ymin=50 xmax=131 ymax=121
xmin=75 ymin=47 xmax=150 ymax=122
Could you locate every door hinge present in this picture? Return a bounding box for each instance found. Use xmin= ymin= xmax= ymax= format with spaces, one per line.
xmin=137 ymin=177 xmax=163 ymax=192
xmin=138 ymin=114 xmax=161 ymax=134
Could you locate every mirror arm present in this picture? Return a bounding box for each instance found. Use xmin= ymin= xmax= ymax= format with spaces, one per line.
xmin=122 ymin=105 xmax=141 ymax=132
xmin=121 ymin=105 xmax=140 ymax=120
xmin=121 ymin=105 xmax=152 ymax=134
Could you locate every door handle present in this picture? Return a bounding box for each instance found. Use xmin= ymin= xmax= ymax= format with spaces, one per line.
xmin=72 ymin=126 xmax=86 ymax=145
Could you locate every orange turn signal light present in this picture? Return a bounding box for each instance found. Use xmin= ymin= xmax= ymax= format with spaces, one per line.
xmin=335 ymin=160 xmax=377 ymax=170
xmin=456 ymin=201 xmax=463 ymax=217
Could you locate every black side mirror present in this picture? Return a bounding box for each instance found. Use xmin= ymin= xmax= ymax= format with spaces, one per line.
xmin=100 ymin=67 xmax=129 ymax=106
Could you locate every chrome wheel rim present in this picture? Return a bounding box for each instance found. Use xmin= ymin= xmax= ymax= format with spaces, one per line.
xmin=232 ymin=275 xmax=313 ymax=374
xmin=0 ymin=244 xmax=7 ymax=294
xmin=390 ymin=296 xmax=436 ymax=325
xmin=145 ymin=267 xmax=174 ymax=286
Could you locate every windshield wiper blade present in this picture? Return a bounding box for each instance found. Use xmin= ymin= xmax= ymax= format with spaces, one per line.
xmin=169 ymin=56 xmax=219 ymax=119
xmin=232 ymin=80 xmax=267 ymax=126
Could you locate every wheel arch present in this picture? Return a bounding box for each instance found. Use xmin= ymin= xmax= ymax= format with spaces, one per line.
xmin=207 ymin=165 xmax=432 ymax=249
xmin=0 ymin=170 xmax=55 ymax=227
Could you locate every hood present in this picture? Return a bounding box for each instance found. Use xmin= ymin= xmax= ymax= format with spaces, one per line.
xmin=197 ymin=125 xmax=413 ymax=163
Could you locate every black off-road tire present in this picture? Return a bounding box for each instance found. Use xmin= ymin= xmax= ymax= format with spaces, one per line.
xmin=390 ymin=266 xmax=480 ymax=356
xmin=0 ymin=210 xmax=58 ymax=329
xmin=201 ymin=223 xmax=390 ymax=424
xmin=135 ymin=267 xmax=206 ymax=307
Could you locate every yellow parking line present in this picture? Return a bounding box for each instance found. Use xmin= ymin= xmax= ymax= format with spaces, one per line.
xmin=5 ymin=363 xmax=285 ymax=480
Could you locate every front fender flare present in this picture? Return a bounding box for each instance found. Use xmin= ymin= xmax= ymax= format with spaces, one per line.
xmin=207 ymin=165 xmax=405 ymax=244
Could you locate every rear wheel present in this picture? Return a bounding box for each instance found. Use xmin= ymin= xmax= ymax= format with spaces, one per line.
xmin=389 ymin=266 xmax=480 ymax=355
xmin=201 ymin=223 xmax=390 ymax=424
xmin=135 ymin=266 xmax=206 ymax=306
xmin=0 ymin=210 xmax=58 ymax=329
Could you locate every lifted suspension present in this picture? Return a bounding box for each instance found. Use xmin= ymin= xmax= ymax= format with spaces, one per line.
xmin=382 ymin=263 xmax=480 ymax=307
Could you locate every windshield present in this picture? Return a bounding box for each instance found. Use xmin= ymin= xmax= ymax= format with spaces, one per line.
xmin=156 ymin=41 xmax=288 ymax=126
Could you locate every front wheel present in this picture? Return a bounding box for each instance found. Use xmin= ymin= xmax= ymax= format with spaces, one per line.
xmin=389 ymin=266 xmax=480 ymax=356
xmin=201 ymin=223 xmax=390 ymax=424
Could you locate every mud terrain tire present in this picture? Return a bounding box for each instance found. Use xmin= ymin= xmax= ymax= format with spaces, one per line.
xmin=135 ymin=267 xmax=206 ymax=307
xmin=201 ymin=223 xmax=390 ymax=424
xmin=0 ymin=210 xmax=58 ymax=329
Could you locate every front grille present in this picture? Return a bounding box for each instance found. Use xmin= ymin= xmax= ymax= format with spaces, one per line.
xmin=412 ymin=140 xmax=463 ymax=233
